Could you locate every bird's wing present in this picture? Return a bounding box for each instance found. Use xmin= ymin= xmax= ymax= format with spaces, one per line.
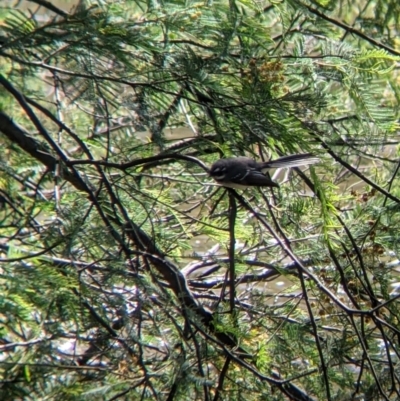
xmin=238 ymin=170 xmax=279 ymax=187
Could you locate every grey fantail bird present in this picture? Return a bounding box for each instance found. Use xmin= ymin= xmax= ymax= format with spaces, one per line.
xmin=209 ymin=153 xmax=319 ymax=189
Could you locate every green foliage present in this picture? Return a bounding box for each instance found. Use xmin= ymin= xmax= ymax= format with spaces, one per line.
xmin=1 ymin=0 xmax=400 ymax=400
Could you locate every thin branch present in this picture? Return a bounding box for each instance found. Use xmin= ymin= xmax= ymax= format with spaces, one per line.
xmin=228 ymin=190 xmax=237 ymax=313
xmin=27 ymin=0 xmax=69 ymax=17
xmin=297 ymin=1 xmax=400 ymax=56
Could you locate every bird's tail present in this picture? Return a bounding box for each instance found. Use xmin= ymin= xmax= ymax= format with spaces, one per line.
xmin=261 ymin=153 xmax=320 ymax=170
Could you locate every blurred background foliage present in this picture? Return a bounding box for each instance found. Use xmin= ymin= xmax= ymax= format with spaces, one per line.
xmin=1 ymin=0 xmax=400 ymax=400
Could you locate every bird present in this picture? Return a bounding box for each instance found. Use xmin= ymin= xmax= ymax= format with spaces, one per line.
xmin=209 ymin=153 xmax=319 ymax=189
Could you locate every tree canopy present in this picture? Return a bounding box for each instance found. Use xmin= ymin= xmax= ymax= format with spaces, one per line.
xmin=1 ymin=0 xmax=400 ymax=400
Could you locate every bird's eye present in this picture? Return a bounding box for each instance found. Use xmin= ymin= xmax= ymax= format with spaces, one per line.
xmin=212 ymin=173 xmax=226 ymax=181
